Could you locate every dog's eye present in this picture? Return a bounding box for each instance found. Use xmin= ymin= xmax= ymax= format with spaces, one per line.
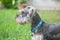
xmin=27 ymin=7 xmax=30 ymax=9
xmin=15 ymin=14 xmax=19 ymax=18
xmin=21 ymin=11 xmax=24 ymax=14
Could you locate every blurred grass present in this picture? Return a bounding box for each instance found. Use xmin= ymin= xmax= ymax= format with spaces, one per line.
xmin=0 ymin=9 xmax=60 ymax=40
xmin=0 ymin=9 xmax=31 ymax=40
xmin=38 ymin=10 xmax=60 ymax=23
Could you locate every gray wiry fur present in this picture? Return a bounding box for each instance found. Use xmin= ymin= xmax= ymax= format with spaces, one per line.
xmin=16 ymin=6 xmax=60 ymax=40
xmin=31 ymin=12 xmax=60 ymax=40
xmin=31 ymin=11 xmax=60 ymax=40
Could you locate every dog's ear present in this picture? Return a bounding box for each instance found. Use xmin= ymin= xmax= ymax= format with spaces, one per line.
xmin=32 ymin=9 xmax=34 ymax=14
xmin=22 ymin=4 xmax=27 ymax=8
xmin=31 ymin=9 xmax=36 ymax=16
xmin=18 ymin=4 xmax=27 ymax=9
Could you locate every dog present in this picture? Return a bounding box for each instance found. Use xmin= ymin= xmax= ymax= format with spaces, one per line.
xmin=16 ymin=6 xmax=60 ymax=40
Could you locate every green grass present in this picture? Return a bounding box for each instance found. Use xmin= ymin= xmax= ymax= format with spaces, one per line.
xmin=39 ymin=10 xmax=60 ymax=23
xmin=0 ymin=9 xmax=60 ymax=40
xmin=0 ymin=9 xmax=31 ymax=40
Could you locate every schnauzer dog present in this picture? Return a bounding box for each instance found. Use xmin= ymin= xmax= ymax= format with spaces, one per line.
xmin=16 ymin=6 xmax=60 ymax=40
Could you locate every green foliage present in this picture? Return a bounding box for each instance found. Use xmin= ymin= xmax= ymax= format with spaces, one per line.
xmin=0 ymin=9 xmax=31 ymax=40
xmin=1 ymin=0 xmax=12 ymax=8
xmin=19 ymin=0 xmax=26 ymax=4
xmin=17 ymin=0 xmax=26 ymax=4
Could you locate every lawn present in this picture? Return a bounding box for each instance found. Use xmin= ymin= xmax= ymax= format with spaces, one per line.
xmin=0 ymin=9 xmax=60 ymax=40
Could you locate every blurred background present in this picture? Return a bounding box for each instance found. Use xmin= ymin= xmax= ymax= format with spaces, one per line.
xmin=0 ymin=0 xmax=60 ymax=40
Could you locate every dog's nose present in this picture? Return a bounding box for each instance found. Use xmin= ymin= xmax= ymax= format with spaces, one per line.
xmin=16 ymin=14 xmax=19 ymax=18
xmin=16 ymin=15 xmax=19 ymax=17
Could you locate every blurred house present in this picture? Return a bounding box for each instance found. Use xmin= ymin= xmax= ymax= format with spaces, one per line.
xmin=27 ymin=0 xmax=60 ymax=10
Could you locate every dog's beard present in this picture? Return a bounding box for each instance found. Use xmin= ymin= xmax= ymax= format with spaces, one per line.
xmin=16 ymin=17 xmax=28 ymax=24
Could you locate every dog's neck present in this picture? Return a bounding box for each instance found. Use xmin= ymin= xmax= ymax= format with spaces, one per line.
xmin=31 ymin=12 xmax=40 ymax=25
xmin=31 ymin=12 xmax=44 ymax=33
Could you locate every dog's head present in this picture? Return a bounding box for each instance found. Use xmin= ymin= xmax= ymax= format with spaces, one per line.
xmin=16 ymin=6 xmax=36 ymax=25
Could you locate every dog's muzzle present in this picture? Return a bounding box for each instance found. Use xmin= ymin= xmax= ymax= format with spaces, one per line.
xmin=16 ymin=16 xmax=28 ymax=25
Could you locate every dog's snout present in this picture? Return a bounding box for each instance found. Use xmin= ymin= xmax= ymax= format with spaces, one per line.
xmin=21 ymin=11 xmax=24 ymax=14
xmin=17 ymin=15 xmax=19 ymax=17
xmin=15 ymin=14 xmax=19 ymax=18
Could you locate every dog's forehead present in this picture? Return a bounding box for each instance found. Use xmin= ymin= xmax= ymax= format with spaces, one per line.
xmin=20 ymin=6 xmax=35 ymax=12
xmin=25 ymin=6 xmax=36 ymax=14
xmin=25 ymin=6 xmax=35 ymax=10
xmin=19 ymin=6 xmax=36 ymax=15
